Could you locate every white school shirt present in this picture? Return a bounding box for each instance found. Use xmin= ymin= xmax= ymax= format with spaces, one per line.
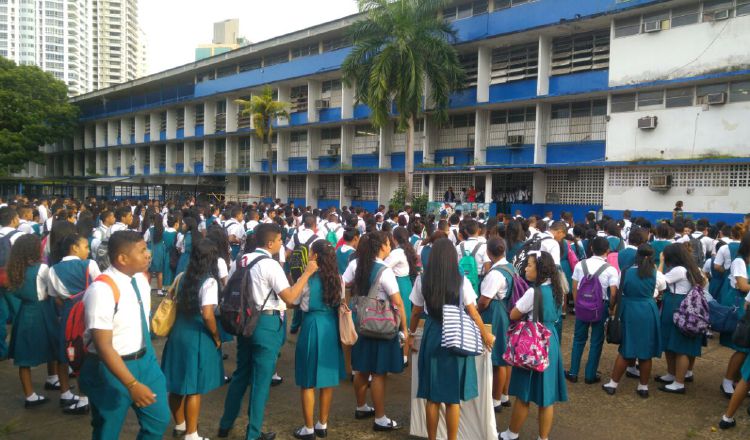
xmin=17 ymin=220 xmax=34 ymax=235
xmin=384 ymin=247 xmax=410 ymax=277
xmin=342 ymin=258 xmax=399 ymax=301
xmin=621 ymin=219 xmax=632 ymax=242
xmin=571 ymin=256 xmax=620 ymax=301
xmin=318 ymin=222 xmax=344 ymax=241
xmin=729 ymin=258 xmax=748 ymax=289
xmin=662 ymin=266 xmax=692 ymax=295
xmin=176 ymin=233 xmax=185 ymax=252
xmin=480 ymin=259 xmax=511 ymax=300
xmin=357 ymin=217 xmax=366 ymax=235
xmin=198 ymin=278 xmax=219 ymax=307
xmin=448 ymin=226 xmax=460 ymax=245
xmin=409 ymin=275 xmax=476 ymax=310
xmin=0 ymin=226 xmax=25 ymax=246
xmin=224 ymin=219 xmax=245 ymax=242
xmin=38 ymin=205 xmax=49 ymax=223
xmin=44 ymin=217 xmax=53 ymax=233
xmin=539 ymin=233 xmax=561 ymax=266
xmin=110 ymin=222 xmax=129 ymax=234
xmin=514 ymin=282 xmax=552 ymax=316
xmin=456 ymin=238 xmax=491 ymax=275
xmin=715 ymin=241 xmax=738 ymax=270
xmin=48 ymin=256 xmax=101 ymax=299
xmin=218 ymin=257 xmax=229 ymax=280
xmin=83 ymin=267 xmax=152 ymax=356
xmin=240 ymin=249 xmax=290 ymax=311
xmin=286 ymin=228 xmax=323 ymax=251
xmin=245 ymin=220 xmax=259 ymax=232
xmin=528 ymin=226 xmax=540 ymax=239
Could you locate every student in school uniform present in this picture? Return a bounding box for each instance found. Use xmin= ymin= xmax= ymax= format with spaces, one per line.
xmin=293 ymin=240 xmax=347 ymax=440
xmin=505 ymin=221 xmax=526 ymax=264
xmin=161 ymin=214 xmax=179 ymax=288
xmin=500 ymin=251 xmax=568 ymax=440
xmin=717 ymin=291 xmax=750 ymax=430
xmin=605 ymin=221 xmax=625 ymax=253
xmin=655 ymin=243 xmax=707 ymax=394
xmin=344 ymin=231 xmax=409 ymax=432
xmin=455 ymin=219 xmax=491 ymax=279
xmin=714 ymin=224 xmax=743 ymax=305
xmin=602 ymin=244 xmax=666 ymax=398
xmin=205 ymin=206 xmax=220 ymax=229
xmin=176 ymin=217 xmax=200 ymax=276
xmin=478 ymin=238 xmax=514 ymax=411
xmin=318 ymin=213 xmax=344 ymax=244
xmin=161 ymin=239 xmax=224 ymax=440
xmin=718 ymin=232 xmax=750 ymax=398
xmin=618 ymin=227 xmax=646 ymax=273
xmin=408 ymin=238 xmax=494 ymax=440
xmin=218 ymin=223 xmax=318 ymax=440
xmin=565 ymin=237 xmax=619 ymax=385
xmin=224 ymin=207 xmax=246 ymax=262
xmin=448 ymin=214 xmax=461 ymax=245
xmin=145 ymin=214 xmax=167 ymax=296
xmin=6 ymin=234 xmax=60 ymax=408
xmin=111 ymin=206 xmax=133 ymax=234
xmin=385 ymin=228 xmax=419 ymax=329
xmin=336 ymin=228 xmax=359 ymax=275
xmin=79 ymin=231 xmax=171 ymax=440
xmin=16 ymin=206 xmax=35 ymax=235
xmin=651 ymin=222 xmax=673 ymax=263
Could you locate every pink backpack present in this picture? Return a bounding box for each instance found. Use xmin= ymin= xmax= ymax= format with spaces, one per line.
xmin=503 ymin=287 xmax=552 ymax=372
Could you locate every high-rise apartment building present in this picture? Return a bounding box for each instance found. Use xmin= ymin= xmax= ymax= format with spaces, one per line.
xmin=92 ymin=0 xmax=144 ymax=90
xmin=196 ymin=18 xmax=249 ymax=60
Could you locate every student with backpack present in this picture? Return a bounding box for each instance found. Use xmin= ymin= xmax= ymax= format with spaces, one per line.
xmin=500 ymin=251 xmax=568 ymax=440
xmin=6 ymin=234 xmax=61 ymax=408
xmin=0 ymin=206 xmax=25 ymax=360
xmin=656 ymin=243 xmax=707 ymax=394
xmin=408 ymin=238 xmax=494 ymax=440
xmin=385 ymin=228 xmax=419 ymax=329
xmin=78 ymin=231 xmax=171 ymax=439
xmin=224 ymin=207 xmax=246 ymax=262
xmin=448 ymin=214 xmax=461 ymax=245
xmin=218 ymin=224 xmax=318 ymax=440
xmin=455 ymin=220 xmax=491 ymax=297
xmin=336 ymin=228 xmax=359 ymax=275
xmin=602 ymin=244 xmax=666 ymax=398
xmin=319 ymin=213 xmax=344 ymax=246
xmin=478 ymin=237 xmax=515 ymax=411
xmin=48 ymin=233 xmax=101 ymax=414
xmin=566 ymin=237 xmax=619 ymax=385
xmin=714 ymin=224 xmax=744 ymax=304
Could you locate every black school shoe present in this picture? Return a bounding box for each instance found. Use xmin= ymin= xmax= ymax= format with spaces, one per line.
xmin=173 ymin=427 xmax=186 ymax=437
xmin=256 ymin=432 xmax=276 ymax=440
xmin=271 ymin=376 xmax=283 ymax=387
xmin=373 ymin=420 xmax=401 ymax=432
xmin=314 ymin=427 xmax=327 ymax=438
xmin=24 ymin=396 xmax=49 ymax=408
xmin=44 ymin=381 xmax=61 ymax=391
xmin=62 ymin=402 xmax=89 ymax=415
xmin=355 ymin=408 xmax=375 ymax=419
xmin=494 ymin=404 xmax=503 ymax=413
xmin=585 ymin=375 xmax=602 ymax=385
xmin=636 ymin=389 xmax=649 ymax=399
xmin=625 ymin=371 xmax=640 ymax=379
xmin=601 ymin=384 xmax=616 ymax=395
xmin=720 ymin=384 xmax=734 ymax=399
xmin=218 ymin=427 xmax=230 ymax=438
xmin=293 ymin=427 xmax=314 ymax=440
xmin=658 ymin=385 xmax=686 ymax=395
xmin=564 ymin=371 xmax=578 ymax=383
xmin=719 ymin=418 xmax=736 ymax=430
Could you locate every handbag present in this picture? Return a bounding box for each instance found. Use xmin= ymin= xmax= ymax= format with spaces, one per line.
xmin=338 ymin=303 xmax=358 ymax=346
xmin=732 ymin=314 xmax=750 ymax=349
xmin=352 ymin=266 xmax=401 ymax=340
xmin=441 ymin=279 xmax=483 ymax=356
xmin=708 ymin=300 xmax=739 ymax=333
xmin=502 ymin=287 xmax=552 ymax=372
xmin=151 ymin=273 xmax=183 ymax=337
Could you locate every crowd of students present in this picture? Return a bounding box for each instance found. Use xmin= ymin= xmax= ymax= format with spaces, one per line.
xmin=0 ymin=194 xmax=749 ymax=440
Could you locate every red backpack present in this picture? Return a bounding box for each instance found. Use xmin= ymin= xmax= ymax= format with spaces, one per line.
xmin=65 ymin=274 xmax=120 ymax=375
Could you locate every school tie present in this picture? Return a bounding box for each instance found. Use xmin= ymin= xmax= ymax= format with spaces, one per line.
xmin=130 ymin=277 xmax=153 ymax=353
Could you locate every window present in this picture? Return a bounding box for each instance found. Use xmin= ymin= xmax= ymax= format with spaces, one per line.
xmin=487 ymin=107 xmax=535 ymax=147
xmin=444 ymin=1 xmax=487 ymax=21
xmin=239 ymin=59 xmax=261 ymax=72
xmin=491 ymin=43 xmax=538 ymax=84
xmin=290 ymin=131 xmax=307 ymax=157
xmin=322 ymin=79 xmax=341 ymax=94
xmin=548 ymin=100 xmax=607 ymax=143
xmin=290 ymin=85 xmax=308 ymax=112
xmin=217 ymin=65 xmax=236 ymax=78
xmin=641 ymin=11 xmax=671 ymax=31
xmin=323 ymin=36 xmax=349 ymax=52
xmin=637 ymin=90 xmax=664 ymax=108
xmin=666 ymin=87 xmax=694 ymax=107
xmin=291 ymin=43 xmax=318 ymax=59
xmin=551 ymin=30 xmax=609 ymax=75
xmin=702 ymin=0 xmax=733 ymax=21
xmin=611 ymin=93 xmax=636 ymax=112
xmin=264 ymin=51 xmax=288 ymax=67
xmin=493 ymin=0 xmax=534 ymax=9
xmin=730 ymin=80 xmax=750 ymax=102
xmin=321 ymin=127 xmax=340 ymax=141
xmin=459 ymin=52 xmax=478 ymax=87
xmin=696 ymin=83 xmax=728 ymax=101
xmin=614 ymin=16 xmax=641 ymax=38
xmin=448 ymin=113 xmax=475 ymax=128
xmin=671 ymin=4 xmax=700 ymax=27
xmin=546 ymin=169 xmax=604 ymax=205
xmin=738 ymin=0 xmax=750 ymax=15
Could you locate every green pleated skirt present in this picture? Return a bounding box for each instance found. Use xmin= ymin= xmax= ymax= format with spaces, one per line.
xmin=294 ymin=310 xmax=346 ymax=388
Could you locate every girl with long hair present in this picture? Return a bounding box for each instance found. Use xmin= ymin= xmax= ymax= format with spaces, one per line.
xmin=293 ymin=240 xmax=347 ymax=439
xmin=146 ymin=213 xmax=167 ymax=296
xmin=408 ymin=238 xmax=494 ymax=440
xmin=205 ymin=225 xmax=231 ymax=287
xmin=175 ymin=216 xmax=199 ymax=275
xmin=419 ymin=230 xmax=447 ymax=272
xmin=336 ymin=227 xmax=359 ymax=275
xmin=618 ymin=227 xmax=647 ymax=273
xmin=500 ymin=251 xmax=568 ymax=440
xmin=385 ymin=228 xmax=418 ymax=328
xmin=163 ymin=214 xmax=180 ymax=287
xmin=161 ymin=239 xmax=224 ymax=440
xmin=347 ymin=231 xmax=408 ymax=432
xmin=6 ymin=234 xmax=60 ymax=408
xmin=714 ymin=223 xmax=745 ymax=305
xmin=656 ymin=243 xmax=707 ymax=394
xmin=505 ymin=220 xmax=526 ymax=263
xmin=652 ymin=222 xmax=674 ymax=263
xmin=602 ymin=244 xmax=665 ymax=398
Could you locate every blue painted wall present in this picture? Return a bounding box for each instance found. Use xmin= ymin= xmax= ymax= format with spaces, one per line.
xmin=195 ymin=125 xmax=204 ymax=136
xmin=290 ymin=112 xmax=308 ymax=126
xmin=318 ymin=199 xmax=340 ymax=210
xmin=160 ymin=131 xmax=166 ymax=141
xmin=176 ymin=163 xmax=184 ymax=173
xmin=318 ymin=156 xmax=340 ymax=169
xmin=194 ymin=162 xmax=203 ymax=173
xmin=390 ymin=151 xmax=425 ymax=171
xmin=486 ymin=145 xmax=534 ymax=165
xmin=319 ymin=107 xmax=342 ymax=122
xmin=350 ymin=200 xmax=378 ymax=212
xmin=144 ymin=133 xmax=150 ymax=142
xmin=176 ymin=128 xmax=184 ymax=138
xmin=130 ymin=135 xmax=135 ymax=144
xmin=290 ymin=198 xmax=306 ymax=207
xmin=353 ymin=104 xmax=371 ymax=119
xmin=449 ymin=88 xmax=478 ymax=108
xmin=549 ymin=70 xmax=609 ymax=96
xmin=546 ymin=141 xmax=606 ymax=165
xmin=434 ymin=148 xmax=474 ymax=165
xmin=144 ymin=165 xmax=150 ymax=175
xmin=352 ymin=154 xmax=379 ymax=169
xmin=488 ymin=79 xmax=537 ymax=103
xmin=159 ymin=165 xmax=166 ymax=174
xmin=128 ymin=166 xmax=134 ymax=175
xmin=260 ymin=160 xmax=277 ymax=172
xmin=288 ymin=157 xmax=307 ymax=172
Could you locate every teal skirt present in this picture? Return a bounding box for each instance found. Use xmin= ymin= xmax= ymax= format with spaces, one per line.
xmin=351 ymin=334 xmax=403 ymax=375
xmin=417 ymin=317 xmax=478 ymax=404
xmin=719 ymin=287 xmax=749 ymax=353
xmin=660 ymin=291 xmax=702 ymax=357
xmin=9 ymin=300 xmax=59 ymax=367
xmin=149 ymin=241 xmax=166 ymax=273
xmin=741 ymin=353 xmax=750 ymax=382
xmin=480 ymin=300 xmax=510 ymax=367
xmin=508 ymin=324 xmax=568 ymax=407
xmin=618 ymin=297 xmax=662 ymax=360
xmin=175 ymin=252 xmax=190 ymax=276
xmin=161 ymin=313 xmax=224 ymax=395
xmin=294 ymin=310 xmax=346 ymax=389
xmin=396 ymin=276 xmax=413 ymax=327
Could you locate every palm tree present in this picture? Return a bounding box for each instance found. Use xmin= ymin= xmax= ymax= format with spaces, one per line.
xmin=236 ymin=86 xmax=289 ymax=200
xmin=342 ymin=0 xmax=465 ymax=203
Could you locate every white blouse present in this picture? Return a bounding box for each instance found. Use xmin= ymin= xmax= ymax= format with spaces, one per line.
xmin=409 ymin=275 xmax=476 ymax=312
xmin=663 ymin=266 xmax=693 ymax=295
xmin=384 ymin=248 xmax=410 ymax=277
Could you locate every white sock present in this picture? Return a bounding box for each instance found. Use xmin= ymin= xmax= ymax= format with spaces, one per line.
xmin=26 ymin=392 xmax=41 ymax=401
xmin=272 ymin=373 xmax=282 ymax=380
xmin=315 ymin=422 xmax=327 ymax=430
xmin=685 ymin=370 xmax=693 ymax=378
xmin=637 ymin=384 xmax=649 ymax=391
xmin=501 ymin=429 xmax=520 ymax=440
xmin=403 ymin=355 xmax=408 ymax=364
xmin=297 ymin=426 xmax=314 ymax=435
xmin=500 ymin=394 xmax=510 ymax=403
xmin=183 ymin=432 xmax=201 ymax=440
xmin=174 ymin=421 xmax=186 ymax=430
xmin=723 ymin=378 xmax=735 ymax=393
xmin=357 ymin=404 xmax=373 ymax=412
xmin=538 ymin=437 xmax=548 ymax=440
xmin=666 ymin=382 xmax=685 ymax=390
xmin=722 ymin=415 xmax=734 ymax=422
xmin=46 ymin=375 xmax=59 ymax=384
xmin=493 ymin=399 xmax=502 ymax=407
xmin=60 ymin=390 xmax=75 ymax=400
xmin=375 ymin=416 xmax=395 ymax=427
xmin=626 ymin=366 xmax=640 ymax=376
xmin=78 ymin=396 xmax=88 ymax=406
xmin=659 ymin=374 xmax=675 ymax=382
xmin=604 ymin=379 xmax=618 ymax=388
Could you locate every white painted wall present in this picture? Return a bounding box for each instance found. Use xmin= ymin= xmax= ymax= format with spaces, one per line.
xmin=607 ymin=101 xmax=750 ymax=161
xmin=610 ymin=15 xmax=750 ymax=86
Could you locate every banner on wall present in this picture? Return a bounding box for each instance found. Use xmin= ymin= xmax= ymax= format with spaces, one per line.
xmin=426 ymin=202 xmax=492 ymax=217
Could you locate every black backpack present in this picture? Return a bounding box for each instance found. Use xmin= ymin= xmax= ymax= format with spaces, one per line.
xmin=218 ymin=255 xmax=270 ymax=337
xmin=289 ymin=233 xmax=317 ymax=283
xmin=0 ymin=230 xmax=20 ymax=287
xmin=688 ymin=233 xmax=706 ymax=268
xmin=512 ymin=235 xmax=553 ymax=275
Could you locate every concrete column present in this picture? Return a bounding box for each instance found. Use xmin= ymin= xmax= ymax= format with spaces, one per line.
xmin=107 ymin=120 xmax=118 ymax=146
xmin=307 ymin=128 xmax=320 ymax=171
xmin=73 ymin=130 xmax=84 ymax=151
xmin=378 ymin=173 xmax=399 ymax=207
xmin=276 ymin=176 xmax=289 ymax=202
xmin=307 ymin=80 xmax=321 ymax=123
xmin=277 ymin=131 xmax=290 ymax=172
xmin=342 ymin=82 xmax=354 ymax=119
xmin=249 ymin=175 xmax=262 ymax=202
xmin=184 ymin=142 xmax=195 ymax=174
xmin=225 ymin=137 xmax=237 ymax=172
xmin=532 ymin=170 xmax=547 ymax=204
xmin=84 ymin=124 xmax=94 ymax=148
xmin=537 ymin=35 xmax=552 ymax=97
xmin=277 ymin=85 xmax=290 ymax=127
xmin=428 ymin=174 xmax=436 ymax=201
xmin=424 ymin=118 xmax=439 ymax=164
xmin=165 ymin=143 xmax=176 ymax=173
xmin=226 ymin=97 xmax=239 ymax=132
xmin=379 ymin=121 xmax=393 ymax=169
xmin=166 ymin=108 xmax=177 ymax=139
xmin=119 ymin=149 xmax=128 ymax=175
xmin=484 ymin=174 xmax=493 ymax=203
xmin=475 ymin=109 xmax=489 ymax=165
xmin=340 ymin=175 xmax=350 ymax=208
xmin=149 ymin=145 xmax=159 ymax=174
xmin=477 ymin=45 xmax=492 ymax=103
xmin=121 ymin=119 xmax=132 ymax=144
xmin=107 ymin=150 xmax=116 ymax=176
xmin=95 ymin=122 xmax=106 ymax=148
xmin=306 ymin=174 xmax=319 ymax=208
xmin=150 ymin=112 xmax=162 ymax=142
xmin=184 ymin=105 xmax=195 ymax=137
xmin=341 ymin=125 xmax=353 ymax=167
xmin=204 ymin=139 xmax=216 ymax=172
xmin=134 ymin=147 xmax=144 ymax=175
xmin=134 ymin=115 xmax=145 ymax=143
xmin=534 ymin=103 xmax=549 ymax=164
xmin=204 ymin=101 xmax=216 ymax=135
xmin=73 ymin=154 xmax=82 ymax=176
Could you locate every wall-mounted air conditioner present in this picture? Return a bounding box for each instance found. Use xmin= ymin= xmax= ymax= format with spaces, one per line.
xmin=507 ymin=135 xmax=524 ymax=146
xmin=705 ymin=92 xmax=727 ymax=105
xmin=315 ymin=99 xmax=331 ymax=110
xmin=638 ymin=116 xmax=658 ymax=129
xmin=441 ymin=156 xmax=455 ymax=166
xmin=713 ymin=9 xmax=731 ymax=21
xmin=649 ymin=174 xmax=672 ymax=192
xmin=327 ymin=144 xmax=341 ymax=156
xmin=643 ymin=20 xmax=662 ymax=33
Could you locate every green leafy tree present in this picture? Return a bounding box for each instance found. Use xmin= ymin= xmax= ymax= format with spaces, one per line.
xmin=0 ymin=58 xmax=78 ymax=175
xmin=342 ymin=0 xmax=465 ymax=203
xmin=235 ymin=86 xmax=289 ymax=198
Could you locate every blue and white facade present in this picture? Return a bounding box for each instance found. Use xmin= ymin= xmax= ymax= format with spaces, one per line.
xmin=29 ymin=0 xmax=750 ymax=223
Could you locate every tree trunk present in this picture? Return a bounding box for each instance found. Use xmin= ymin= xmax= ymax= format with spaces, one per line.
xmin=405 ymin=115 xmax=415 ymax=204
xmin=265 ymin=139 xmax=275 ymax=202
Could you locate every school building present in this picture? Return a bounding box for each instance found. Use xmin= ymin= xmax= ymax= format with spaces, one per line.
xmin=22 ymin=0 xmax=750 ymax=223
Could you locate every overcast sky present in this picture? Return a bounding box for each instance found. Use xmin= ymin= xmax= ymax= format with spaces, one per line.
xmin=139 ymin=0 xmax=361 ymax=75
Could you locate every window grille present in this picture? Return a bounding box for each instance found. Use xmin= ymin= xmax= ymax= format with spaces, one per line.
xmin=548 ymin=100 xmax=607 ymax=143
xmin=487 ymin=107 xmax=536 ymax=147
xmin=434 ymin=174 xmax=475 ymax=199
xmin=546 ymin=169 xmax=604 ymax=204
xmin=290 ymin=85 xmax=308 ymax=113
xmin=491 ymin=43 xmax=538 ymax=84
xmin=289 ymin=175 xmax=306 ymax=198
xmin=459 ymin=52 xmax=479 ymax=87
xmin=238 ymin=137 xmax=251 ymax=170
xmin=551 ymin=30 xmax=610 ymax=76
xmin=438 ymin=113 xmax=475 ymax=150
xmin=319 ymin=175 xmax=340 ymax=199
xmin=392 ymin=119 xmax=425 ymax=153
xmin=607 ymin=165 xmax=750 ymax=188
xmin=353 ymin=124 xmax=379 ymax=155
xmin=290 ymin=131 xmax=307 ymax=157
xmin=352 ymin=174 xmax=379 ymax=199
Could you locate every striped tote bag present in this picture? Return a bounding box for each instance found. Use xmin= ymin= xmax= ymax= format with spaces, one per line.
xmin=441 ymin=280 xmax=483 ymax=356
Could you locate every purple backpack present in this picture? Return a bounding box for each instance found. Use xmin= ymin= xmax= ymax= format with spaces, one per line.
xmin=574 ymin=260 xmax=610 ymax=323
xmin=673 ymin=285 xmax=710 ymax=337
xmin=497 ymin=265 xmax=529 ymax=314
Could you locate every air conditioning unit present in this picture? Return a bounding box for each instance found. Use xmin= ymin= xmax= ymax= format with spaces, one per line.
xmin=315 ymin=99 xmax=331 ymax=110
xmin=713 ymin=9 xmax=731 ymax=21
xmin=637 ymin=116 xmax=658 ymax=130
xmin=643 ymin=20 xmax=662 ymax=33
xmin=507 ymin=135 xmax=524 ymax=146
xmin=345 ymin=188 xmax=361 ymax=197
xmin=441 ymin=156 xmax=455 ymax=166
xmin=649 ymin=174 xmax=672 ymax=192
xmin=327 ymin=144 xmax=340 ymax=156
xmin=317 ymin=188 xmax=327 ymax=198
xmin=705 ymin=92 xmax=727 ymax=105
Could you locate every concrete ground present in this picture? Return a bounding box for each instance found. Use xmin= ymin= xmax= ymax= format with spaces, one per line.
xmin=1 ymin=295 xmax=750 ymax=440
